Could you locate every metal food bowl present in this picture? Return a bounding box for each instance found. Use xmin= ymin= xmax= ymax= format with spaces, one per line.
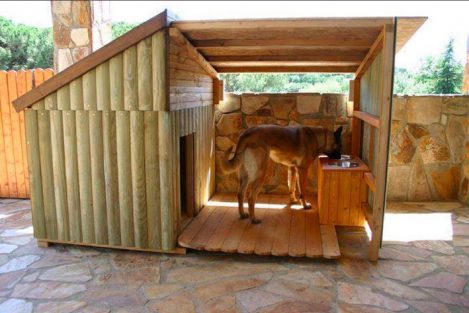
xmin=332 ymin=160 xmax=359 ymax=168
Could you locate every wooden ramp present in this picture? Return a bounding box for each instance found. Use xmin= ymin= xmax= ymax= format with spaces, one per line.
xmin=178 ymin=194 xmax=340 ymax=259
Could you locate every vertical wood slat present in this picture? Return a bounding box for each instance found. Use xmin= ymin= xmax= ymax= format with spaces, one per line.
xmin=70 ymin=78 xmax=84 ymax=110
xmin=16 ymin=70 xmax=30 ymax=197
xmin=37 ymin=110 xmax=57 ymax=239
xmin=117 ymin=111 xmax=134 ymax=246
xmin=32 ymin=69 xmax=45 ymax=110
xmin=96 ymin=62 xmax=110 ymax=111
xmin=103 ymin=111 xmax=120 ymax=245
xmin=90 ymin=111 xmax=108 ymax=244
xmin=337 ymin=172 xmax=352 ymax=225
xmin=24 ymin=110 xmax=46 ymax=238
xmin=153 ymin=30 xmax=167 ymax=111
xmin=137 ymin=38 xmax=153 ymax=110
xmin=328 ymin=171 xmax=339 ymax=224
xmin=124 ymin=46 xmax=138 ymax=111
xmin=0 ymin=72 xmax=9 ymax=196
xmin=110 ymin=54 xmax=124 ymax=111
xmin=131 ymin=111 xmax=147 ymax=248
xmin=0 ymin=71 xmax=15 ymax=197
xmin=76 ymin=110 xmax=94 ymax=243
xmin=144 ymin=111 xmax=161 ymax=249
xmin=83 ymin=69 xmax=97 ymax=111
xmin=63 ymin=111 xmax=81 ymax=242
xmin=50 ymin=110 xmax=70 ymax=241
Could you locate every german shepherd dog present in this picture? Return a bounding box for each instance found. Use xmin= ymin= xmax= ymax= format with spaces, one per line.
xmin=220 ymin=125 xmax=343 ymax=224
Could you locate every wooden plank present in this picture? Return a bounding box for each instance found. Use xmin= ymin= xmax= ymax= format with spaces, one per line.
xmin=102 ymin=111 xmax=120 ymax=246
xmin=96 ymin=62 xmax=110 ymax=111
xmin=318 ymin=165 xmax=329 ymax=224
xmin=50 ymin=110 xmax=69 ymax=241
xmin=124 ymin=46 xmax=138 ymax=111
xmin=193 ymin=38 xmax=374 ymax=49
xmin=57 ymin=85 xmax=70 ymax=110
xmin=215 ymin=66 xmax=357 ymax=73
xmin=16 ymin=71 xmax=29 ymax=197
xmin=63 ymin=111 xmax=81 ymax=242
xmin=152 ymin=30 xmax=167 ymax=111
xmin=110 ymin=53 xmax=124 ymax=111
xmin=364 ymin=172 xmax=376 ymax=193
xmin=172 ymin=18 xmax=392 ymax=31
xmin=362 ymin=202 xmax=374 ymax=229
xmin=349 ymin=172 xmax=363 ymax=226
xmin=144 ymin=112 xmax=161 ymax=249
xmin=116 ymin=111 xmax=134 ymax=247
xmin=305 ymin=210 xmax=322 ymax=258
xmin=7 ymin=71 xmax=27 ymax=197
xmin=190 ymin=206 xmax=226 ymax=250
xmin=254 ymin=208 xmax=280 ymax=255
xmin=328 ymin=171 xmax=339 ymax=224
xmin=320 ymin=224 xmax=340 ymax=259
xmin=24 ymin=110 xmax=46 ymax=238
xmin=178 ymin=206 xmax=216 ymax=247
xmin=337 ymin=172 xmax=352 ymax=225
xmin=205 ymin=204 xmax=237 ymax=251
xmin=369 ymin=22 xmax=396 ymax=261
xmin=207 ymin=54 xmax=363 ymax=62
xmin=37 ymin=110 xmax=57 ymax=239
xmin=130 ymin=111 xmax=147 ymax=248
xmin=288 ymin=210 xmax=306 ymax=257
xmin=44 ymin=92 xmax=57 ymax=111
xmin=271 ymin=209 xmax=292 ymax=256
xmin=13 ymin=11 xmax=169 ymax=112
xmin=70 ymin=78 xmax=84 ymax=110
xmin=76 ymin=110 xmax=94 ymax=243
xmin=237 ymin=209 xmax=266 ymax=254
xmin=169 ymin=28 xmax=218 ymax=78
xmin=220 ymin=213 xmax=250 ymax=253
xmin=0 ymin=72 xmax=9 ymax=196
xmin=89 ymin=111 xmax=108 ymax=244
xmin=355 ymin=28 xmax=384 ymax=78
xmin=353 ymin=110 xmax=380 ymax=128
xmin=137 ymin=37 xmax=153 ymax=110
xmin=199 ymin=46 xmax=369 ymax=56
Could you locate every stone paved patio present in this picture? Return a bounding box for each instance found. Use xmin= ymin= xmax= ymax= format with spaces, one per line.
xmin=0 ymin=199 xmax=468 ymax=313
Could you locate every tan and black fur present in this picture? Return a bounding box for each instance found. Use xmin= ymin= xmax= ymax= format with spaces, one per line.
xmin=220 ymin=125 xmax=343 ymax=223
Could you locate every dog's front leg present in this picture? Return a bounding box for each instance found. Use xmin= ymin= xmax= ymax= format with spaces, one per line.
xmin=237 ymin=175 xmax=249 ymax=219
xmin=298 ymin=166 xmax=312 ymax=210
xmin=288 ymin=166 xmax=299 ymax=204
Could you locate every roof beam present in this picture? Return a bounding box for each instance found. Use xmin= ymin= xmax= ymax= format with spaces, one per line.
xmin=355 ymin=27 xmax=384 ymax=78
xmin=194 ymin=38 xmax=374 ymax=49
xmin=206 ymin=54 xmax=364 ymax=62
xmin=215 ymin=65 xmax=357 ymax=73
xmin=198 ymin=46 xmax=369 ymax=57
xmin=211 ymin=61 xmax=360 ymax=67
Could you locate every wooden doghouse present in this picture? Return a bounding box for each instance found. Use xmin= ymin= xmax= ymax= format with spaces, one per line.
xmin=13 ymin=10 xmax=425 ymax=261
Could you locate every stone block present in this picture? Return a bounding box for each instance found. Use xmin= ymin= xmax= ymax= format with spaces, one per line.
xmin=446 ymin=116 xmax=466 ymax=163
xmin=241 ymin=95 xmax=269 ymax=114
xmin=216 ymin=113 xmax=242 ymax=135
xmin=270 ymin=96 xmax=296 ymax=119
xmin=431 ymin=166 xmax=461 ymax=200
xmin=408 ymin=160 xmax=432 ymax=200
xmin=296 ymin=95 xmax=321 ymax=114
xmin=442 ymin=96 xmax=469 ymax=115
xmin=215 ymin=136 xmax=235 ymax=151
xmin=288 ymin=109 xmax=300 ymax=122
xmin=387 ymin=166 xmax=411 ymax=200
xmin=71 ymin=47 xmax=90 ymax=63
xmin=245 ymin=116 xmax=276 ymax=127
xmin=218 ymin=94 xmax=240 ymax=113
xmin=303 ymin=118 xmax=334 ymax=131
xmin=57 ymin=49 xmax=73 ymax=72
xmin=52 ymin=0 xmax=71 ymax=15
xmin=390 ymin=128 xmax=415 ymax=164
xmin=418 ymin=136 xmax=450 ymax=164
xmin=72 ymin=0 xmax=91 ymax=27
xmin=71 ymin=28 xmax=90 ymax=46
xmin=322 ymin=94 xmax=346 ymax=116
xmin=53 ymin=20 xmax=71 ymax=48
xmin=406 ymin=124 xmax=429 ymax=140
xmin=407 ymin=97 xmax=442 ymax=124
xmin=256 ymin=106 xmax=273 ymax=116
xmin=392 ymin=96 xmax=407 ymax=121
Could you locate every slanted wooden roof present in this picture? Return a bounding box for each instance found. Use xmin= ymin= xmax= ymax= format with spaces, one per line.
xmin=171 ymin=17 xmax=426 ymax=73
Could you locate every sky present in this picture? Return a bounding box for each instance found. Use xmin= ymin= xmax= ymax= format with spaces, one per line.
xmin=0 ymin=1 xmax=468 ymax=71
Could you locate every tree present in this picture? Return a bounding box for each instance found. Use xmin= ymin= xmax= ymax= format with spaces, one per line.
xmin=434 ymin=39 xmax=464 ymax=94
xmin=112 ymin=22 xmax=137 ymax=40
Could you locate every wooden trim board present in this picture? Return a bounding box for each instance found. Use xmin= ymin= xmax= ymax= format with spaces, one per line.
xmin=353 ymin=110 xmax=380 ymax=128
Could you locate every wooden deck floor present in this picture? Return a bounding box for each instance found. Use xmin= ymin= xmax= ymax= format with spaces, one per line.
xmin=178 ymin=194 xmax=340 ymax=259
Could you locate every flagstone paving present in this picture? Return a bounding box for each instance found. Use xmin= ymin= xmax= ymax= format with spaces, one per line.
xmin=0 ymin=199 xmax=468 ymax=312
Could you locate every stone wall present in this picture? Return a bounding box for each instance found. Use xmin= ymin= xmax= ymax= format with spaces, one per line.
xmin=51 ymin=0 xmax=112 ymax=72
xmin=388 ymin=95 xmax=468 ymax=202
xmin=214 ymin=93 xmax=351 ymax=195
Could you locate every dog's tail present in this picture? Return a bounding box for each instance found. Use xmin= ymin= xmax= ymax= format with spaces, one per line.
xmin=219 ymin=144 xmax=243 ymax=173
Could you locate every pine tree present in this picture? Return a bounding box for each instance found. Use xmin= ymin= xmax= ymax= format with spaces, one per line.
xmin=434 ymin=39 xmax=464 ymax=94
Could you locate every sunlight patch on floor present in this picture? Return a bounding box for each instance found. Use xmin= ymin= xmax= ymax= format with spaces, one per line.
xmin=206 ymin=200 xmax=304 ymax=210
xmin=383 ymin=212 xmax=453 ymax=242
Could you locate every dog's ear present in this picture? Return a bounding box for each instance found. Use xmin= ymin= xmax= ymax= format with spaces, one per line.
xmin=334 ymin=126 xmax=343 ymax=142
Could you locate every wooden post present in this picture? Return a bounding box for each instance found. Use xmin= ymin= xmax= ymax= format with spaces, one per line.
xmin=351 ymin=78 xmax=361 ymax=156
xmin=369 ymin=22 xmax=396 ymax=261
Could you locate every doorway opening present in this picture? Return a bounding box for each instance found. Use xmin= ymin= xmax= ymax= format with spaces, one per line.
xmin=179 ymin=133 xmax=195 ymax=228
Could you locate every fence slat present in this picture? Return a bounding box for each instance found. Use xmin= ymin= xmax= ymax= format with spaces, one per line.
xmin=17 ymin=70 xmax=30 ymax=197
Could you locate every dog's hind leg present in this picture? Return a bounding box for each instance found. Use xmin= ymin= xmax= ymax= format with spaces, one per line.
xmin=237 ymin=172 xmax=249 ymax=219
xmin=298 ymin=165 xmax=312 ymax=210
xmin=288 ymin=166 xmax=299 ymax=204
xmin=248 ymin=177 xmax=264 ymax=224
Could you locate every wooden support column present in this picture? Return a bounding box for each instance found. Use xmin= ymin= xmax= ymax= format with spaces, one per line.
xmin=369 ymin=22 xmax=396 ymax=261
xmin=351 ymin=78 xmax=361 ymax=156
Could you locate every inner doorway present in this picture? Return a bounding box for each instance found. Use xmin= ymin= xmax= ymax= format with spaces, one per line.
xmin=179 ymin=133 xmax=195 ymax=228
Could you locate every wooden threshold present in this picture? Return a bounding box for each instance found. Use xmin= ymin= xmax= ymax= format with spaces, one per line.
xmin=178 ymin=194 xmax=341 ymax=259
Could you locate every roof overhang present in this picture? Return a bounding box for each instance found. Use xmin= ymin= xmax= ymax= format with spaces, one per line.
xmin=171 ymin=16 xmax=426 ymax=73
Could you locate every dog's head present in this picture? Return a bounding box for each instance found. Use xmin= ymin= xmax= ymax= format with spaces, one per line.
xmin=324 ymin=126 xmax=343 ymax=159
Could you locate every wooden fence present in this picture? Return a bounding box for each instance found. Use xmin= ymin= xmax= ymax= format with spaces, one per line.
xmin=0 ymin=68 xmax=54 ymax=198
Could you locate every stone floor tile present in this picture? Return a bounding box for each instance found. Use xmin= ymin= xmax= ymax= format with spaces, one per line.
xmin=143 ymin=283 xmax=184 ymax=300
xmin=146 ymin=291 xmax=196 ymax=313
xmin=453 ymin=224 xmax=469 ymax=236
xmin=29 ymin=254 xmax=80 ymax=269
xmin=0 ymin=298 xmax=33 ymax=313
xmin=423 ymin=288 xmax=469 ymax=307
xmin=432 ymin=255 xmax=469 ymax=275
xmin=337 ymin=303 xmax=393 ymax=313
xmin=0 ymin=243 xmax=17 ymax=254
xmin=76 ymin=305 xmax=111 ymax=313
xmin=0 ymin=227 xmax=33 ymax=237
xmin=195 ymin=276 xmax=268 ymax=302
xmin=263 ymin=279 xmax=334 ymax=304
xmin=1 ymin=236 xmax=32 ymax=245
xmin=259 ymin=300 xmax=332 ymax=313
xmin=35 ymin=300 xmax=87 ymax=313
xmin=21 ymin=271 xmax=39 ymax=282
xmin=379 ymin=246 xmax=427 ymax=261
xmin=79 ymin=287 xmax=145 ymax=307
xmin=202 ymin=295 xmax=237 ymax=313
xmin=453 ymin=236 xmax=469 ymax=246
xmin=407 ymin=300 xmax=451 ymax=313
xmin=236 ymin=289 xmax=285 ymax=312
xmin=11 ymin=282 xmax=86 ymax=299
xmin=376 ymin=260 xmax=437 ymax=282
xmin=67 ymin=246 xmax=102 ymax=258
xmin=87 ymin=255 xmax=112 ymax=275
xmin=110 ymin=252 xmax=160 ymax=269
xmin=410 ymin=271 xmax=466 ymax=293
xmin=369 ymin=277 xmax=428 ymax=300
xmin=0 ymin=270 xmax=25 ymax=290
xmin=338 ymin=258 xmax=379 ymax=281
xmin=412 ymin=240 xmax=454 ymax=255
xmin=40 ymin=262 xmax=92 ymax=282
xmin=338 ymin=282 xmax=408 ymax=311
xmin=277 ymin=269 xmax=333 ymax=287
xmin=95 ymin=267 xmax=159 ymax=286
xmin=0 ymin=255 xmax=39 ymax=273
